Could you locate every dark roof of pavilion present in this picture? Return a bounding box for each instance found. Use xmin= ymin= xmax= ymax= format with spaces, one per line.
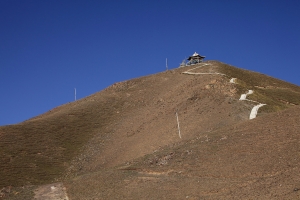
xmin=187 ymin=52 xmax=206 ymax=60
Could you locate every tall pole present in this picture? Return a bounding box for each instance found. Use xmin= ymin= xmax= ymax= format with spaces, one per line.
xmin=176 ymin=110 xmax=182 ymax=139
xmin=74 ymin=88 xmax=76 ymax=101
xmin=166 ymin=58 xmax=168 ymax=71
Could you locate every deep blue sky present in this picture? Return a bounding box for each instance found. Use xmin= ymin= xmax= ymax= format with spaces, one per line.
xmin=1 ymin=0 xmax=300 ymax=125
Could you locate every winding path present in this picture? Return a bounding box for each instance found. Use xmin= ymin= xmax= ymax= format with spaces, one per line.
xmin=249 ymin=103 xmax=266 ymax=119
xmin=239 ymin=90 xmax=253 ymax=100
xmin=182 ymin=63 xmax=266 ymax=119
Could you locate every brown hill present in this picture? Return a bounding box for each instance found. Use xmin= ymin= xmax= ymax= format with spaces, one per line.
xmin=66 ymin=105 xmax=300 ymax=200
xmin=0 ymin=61 xmax=299 ymax=199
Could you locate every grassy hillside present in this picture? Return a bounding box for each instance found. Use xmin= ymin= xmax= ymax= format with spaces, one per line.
xmin=66 ymin=105 xmax=300 ymax=199
xmin=1 ymin=60 xmax=300 ymax=199
xmin=0 ymin=93 xmax=125 ymax=187
xmin=211 ymin=61 xmax=300 ymax=113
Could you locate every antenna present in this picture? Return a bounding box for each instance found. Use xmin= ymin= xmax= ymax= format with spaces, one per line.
xmin=74 ymin=88 xmax=76 ymax=101
xmin=166 ymin=58 xmax=168 ymax=71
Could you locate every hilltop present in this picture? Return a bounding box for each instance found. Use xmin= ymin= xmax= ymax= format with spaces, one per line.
xmin=1 ymin=61 xmax=300 ymax=199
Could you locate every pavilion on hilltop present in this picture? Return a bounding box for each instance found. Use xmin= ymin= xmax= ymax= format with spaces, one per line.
xmin=187 ymin=52 xmax=205 ymax=65
xmin=179 ymin=52 xmax=206 ymax=67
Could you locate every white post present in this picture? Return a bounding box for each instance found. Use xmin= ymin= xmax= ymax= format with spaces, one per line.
xmin=74 ymin=88 xmax=76 ymax=101
xmin=176 ymin=110 xmax=182 ymax=139
xmin=166 ymin=58 xmax=168 ymax=71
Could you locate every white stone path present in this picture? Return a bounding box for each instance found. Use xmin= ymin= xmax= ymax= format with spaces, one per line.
xmin=249 ymin=103 xmax=266 ymax=119
xmin=182 ymin=63 xmax=227 ymax=76
xmin=239 ymin=90 xmax=253 ymax=100
xmin=183 ymin=63 xmax=266 ymax=119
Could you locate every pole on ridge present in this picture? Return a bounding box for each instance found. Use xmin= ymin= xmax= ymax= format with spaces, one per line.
xmin=166 ymin=58 xmax=168 ymax=71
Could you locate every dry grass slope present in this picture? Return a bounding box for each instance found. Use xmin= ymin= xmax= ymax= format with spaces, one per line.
xmin=211 ymin=61 xmax=300 ymax=112
xmin=0 ymin=91 xmax=126 ymax=188
xmin=1 ymin=60 xmax=299 ymax=199
xmin=66 ymin=106 xmax=300 ymax=199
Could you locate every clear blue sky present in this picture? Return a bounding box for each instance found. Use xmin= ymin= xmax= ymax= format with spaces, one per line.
xmin=1 ymin=0 xmax=300 ymax=125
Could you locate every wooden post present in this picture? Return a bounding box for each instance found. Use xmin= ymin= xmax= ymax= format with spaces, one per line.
xmin=176 ymin=110 xmax=182 ymax=139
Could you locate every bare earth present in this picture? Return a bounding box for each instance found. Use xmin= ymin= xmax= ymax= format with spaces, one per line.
xmin=34 ymin=182 xmax=68 ymax=200
xmin=1 ymin=61 xmax=300 ymax=199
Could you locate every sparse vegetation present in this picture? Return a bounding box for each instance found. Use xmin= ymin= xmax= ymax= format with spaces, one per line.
xmin=211 ymin=61 xmax=300 ymax=113
xmin=0 ymin=60 xmax=300 ymax=199
xmin=0 ymin=93 xmax=126 ymax=188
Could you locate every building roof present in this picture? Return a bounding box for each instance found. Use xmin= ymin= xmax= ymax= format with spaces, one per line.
xmin=187 ymin=52 xmax=205 ymax=60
